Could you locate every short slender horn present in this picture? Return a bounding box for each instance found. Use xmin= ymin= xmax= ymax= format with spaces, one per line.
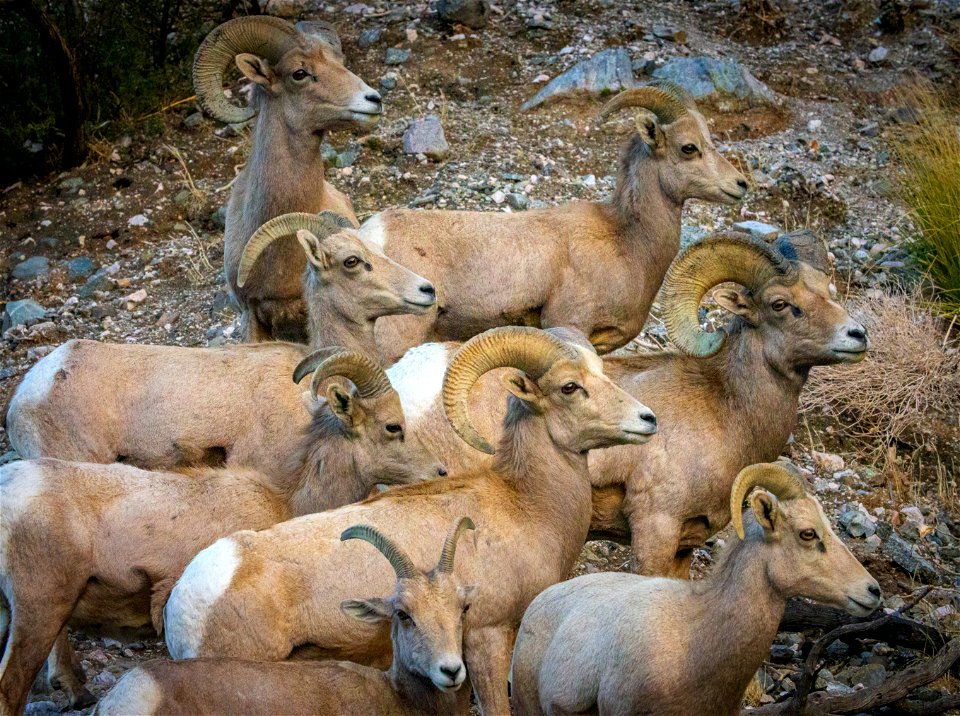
xmin=237 ymin=211 xmax=352 ymax=288
xmin=341 ymin=524 xmax=417 ymax=580
xmin=729 ymin=463 xmax=808 ymax=540
xmin=599 ymin=85 xmax=688 ymax=125
xmin=436 ymin=517 xmax=476 ymax=574
xmin=301 ymin=348 xmax=392 ymax=400
xmin=193 ymin=16 xmax=300 ymax=124
xmin=661 ymin=232 xmax=797 ymax=357
xmin=441 ymin=327 xmax=578 ymax=455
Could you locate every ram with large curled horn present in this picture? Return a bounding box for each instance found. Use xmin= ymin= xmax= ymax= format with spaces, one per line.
xmin=193 ymin=16 xmax=385 ymax=343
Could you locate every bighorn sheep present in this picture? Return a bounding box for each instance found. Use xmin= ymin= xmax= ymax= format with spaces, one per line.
xmin=509 ymin=463 xmax=883 ymax=716
xmin=0 ymin=349 xmax=444 ymax=716
xmin=387 ymin=230 xmax=869 ymax=576
xmin=163 ymin=326 xmax=658 ymax=716
xmin=94 ymin=518 xmax=476 ymax=716
xmin=6 ymin=213 xmax=435 ymax=471
xmin=362 ymin=82 xmax=748 ymax=362
xmin=194 ymin=16 xmax=383 ymax=342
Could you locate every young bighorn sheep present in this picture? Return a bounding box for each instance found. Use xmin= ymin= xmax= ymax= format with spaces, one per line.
xmin=388 ymin=230 xmax=869 ymax=576
xmin=6 ymin=213 xmax=435 ymax=471
xmin=364 ymin=82 xmax=748 ymax=362
xmin=164 ymin=326 xmax=658 ymax=716
xmin=0 ymin=349 xmax=444 ymax=716
xmin=194 ymin=16 xmax=383 ymax=342
xmin=509 ymin=463 xmax=883 ymax=716
xmin=94 ymin=518 xmax=476 ymax=716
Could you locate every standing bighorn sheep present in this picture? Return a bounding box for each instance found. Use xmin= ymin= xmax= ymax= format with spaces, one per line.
xmin=0 ymin=349 xmax=444 ymax=716
xmin=94 ymin=518 xmax=476 ymax=716
xmin=362 ymin=83 xmax=748 ymax=362
xmin=509 ymin=463 xmax=882 ymax=716
xmin=387 ymin=230 xmax=869 ymax=576
xmin=194 ymin=16 xmax=383 ymax=342
xmin=163 ymin=326 xmax=658 ymax=716
xmin=6 ymin=213 xmax=435 ymax=472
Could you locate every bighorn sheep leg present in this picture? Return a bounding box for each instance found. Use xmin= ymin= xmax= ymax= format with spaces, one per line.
xmin=626 ymin=511 xmax=685 ymax=577
xmin=46 ymin=628 xmax=94 ymax=709
xmin=464 ymin=625 xmax=515 ymax=716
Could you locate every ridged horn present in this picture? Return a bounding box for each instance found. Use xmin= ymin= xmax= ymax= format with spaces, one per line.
xmin=294 ymin=20 xmax=342 ymax=56
xmin=599 ymin=85 xmax=689 ymax=125
xmin=661 ymin=232 xmax=797 ymax=357
xmin=237 ymin=211 xmax=352 ymax=288
xmin=646 ymin=79 xmax=698 ymax=111
xmin=193 ymin=16 xmax=300 ymax=124
xmin=436 ymin=517 xmax=476 ymax=574
xmin=292 ymin=346 xmax=392 ymax=399
xmin=441 ymin=327 xmax=579 ymax=455
xmin=341 ymin=524 xmax=417 ymax=580
xmin=730 ymin=463 xmax=808 ymax=540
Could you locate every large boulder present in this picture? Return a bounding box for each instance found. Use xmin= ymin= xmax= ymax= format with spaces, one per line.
xmin=651 ymin=57 xmax=777 ymax=112
xmin=521 ymin=48 xmax=637 ymax=111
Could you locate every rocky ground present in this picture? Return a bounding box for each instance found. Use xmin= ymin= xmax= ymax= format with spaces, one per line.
xmin=2 ymin=0 xmax=959 ymax=713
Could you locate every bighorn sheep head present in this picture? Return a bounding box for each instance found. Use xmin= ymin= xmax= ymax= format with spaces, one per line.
xmin=729 ymin=462 xmax=882 ymax=616
xmin=194 ymin=16 xmax=381 ymax=130
xmin=340 ymin=516 xmax=477 ymax=691
xmin=600 ymin=82 xmax=748 ymax=204
xmin=441 ymin=326 xmax=658 ymax=455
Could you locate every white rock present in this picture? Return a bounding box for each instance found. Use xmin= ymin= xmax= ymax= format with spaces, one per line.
xmin=128 ymin=214 xmax=149 ymax=227
xmin=491 ymin=190 xmax=506 ymax=204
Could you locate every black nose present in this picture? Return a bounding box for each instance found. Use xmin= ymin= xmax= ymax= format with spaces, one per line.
xmin=419 ymin=283 xmax=435 ymax=296
xmin=437 ymin=465 xmax=448 ymax=477
xmin=847 ymin=326 xmax=867 ymax=342
xmin=366 ymin=92 xmax=382 ymax=107
xmin=736 ymin=178 xmax=748 ymax=191
xmin=868 ymin=584 xmax=881 ymax=598
xmin=641 ymin=411 xmax=657 ymax=427
xmin=440 ymin=664 xmax=461 ymax=679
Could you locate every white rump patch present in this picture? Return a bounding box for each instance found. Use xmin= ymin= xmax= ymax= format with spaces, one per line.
xmin=95 ymin=668 xmax=162 ymax=716
xmin=0 ymin=463 xmax=46 ymax=570
xmin=163 ymin=538 xmax=239 ymax=659
xmin=9 ymin=342 xmax=72 ymax=415
xmin=359 ymin=213 xmax=387 ymax=251
xmin=387 ymin=343 xmax=451 ymax=423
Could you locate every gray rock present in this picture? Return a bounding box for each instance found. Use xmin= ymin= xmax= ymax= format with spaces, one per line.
xmin=24 ymin=701 xmax=58 ymax=716
xmin=884 ymin=533 xmax=940 ymax=583
xmin=506 ymin=193 xmax=529 ymax=210
xmin=262 ymin=0 xmax=323 ymax=17
xmin=210 ymin=206 xmax=228 ymax=230
xmin=521 ymin=48 xmax=637 ymax=111
xmin=183 ymin=111 xmax=204 ymax=129
xmin=734 ymin=220 xmax=781 ymax=239
xmin=358 ymin=27 xmax=384 ymax=48
xmin=651 ymin=57 xmax=777 ymax=111
xmin=385 ymin=48 xmax=411 ymax=65
xmin=680 ymin=224 xmax=708 ymax=250
xmin=402 ymin=115 xmax=449 ymax=160
xmin=840 ymin=508 xmax=877 ymax=539
xmin=78 ymin=268 xmax=113 ymax=299
xmin=868 ymin=46 xmax=889 ymax=64
xmin=380 ymin=73 xmax=398 ymax=90
xmin=12 ymin=256 xmax=50 ymax=280
xmin=335 ymin=147 xmax=360 ymax=168
xmin=438 ymin=0 xmax=489 ymax=28
xmin=652 ymin=24 xmax=687 ymax=43
xmin=3 ymin=299 xmax=46 ymax=330
xmin=839 ymin=663 xmax=886 ymax=688
xmin=58 ymin=176 xmax=84 ymax=193
xmin=66 ymin=256 xmax=96 ymax=280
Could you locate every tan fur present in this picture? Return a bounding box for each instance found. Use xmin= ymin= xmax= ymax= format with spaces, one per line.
xmin=163 ymin=329 xmax=657 ymax=716
xmin=510 ymin=479 xmax=881 ymax=716
xmin=368 ymin=105 xmax=747 ymax=362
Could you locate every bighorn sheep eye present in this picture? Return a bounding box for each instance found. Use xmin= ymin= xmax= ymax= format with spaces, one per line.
xmin=680 ymin=143 xmax=699 ymax=156
xmin=385 ymin=423 xmax=403 ymax=435
xmin=343 ymin=256 xmax=361 ymax=269
xmin=292 ymin=69 xmax=310 ymax=81
xmin=771 ymin=299 xmax=788 ymax=312
xmin=397 ymin=609 xmax=412 ymax=621
xmin=799 ymin=528 xmax=818 ymax=541
xmin=561 ymin=382 xmax=580 ymax=395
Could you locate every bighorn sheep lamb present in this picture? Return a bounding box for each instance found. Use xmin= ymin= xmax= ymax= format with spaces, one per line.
xmin=163 ymin=326 xmax=658 ymax=716
xmin=387 ymin=230 xmax=869 ymax=576
xmin=363 ymin=82 xmax=748 ymax=362
xmin=6 ymin=213 xmax=435 ymax=471
xmin=509 ymin=462 xmax=883 ymax=716
xmin=0 ymin=349 xmax=444 ymax=716
xmin=194 ymin=16 xmax=383 ymax=342
xmin=94 ymin=518 xmax=476 ymax=716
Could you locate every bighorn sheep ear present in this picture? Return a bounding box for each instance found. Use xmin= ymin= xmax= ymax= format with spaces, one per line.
xmin=713 ymin=287 xmax=758 ymax=323
xmin=297 ymin=229 xmax=333 ymax=271
xmin=326 ymin=383 xmax=361 ymax=427
xmin=235 ymin=53 xmax=277 ymax=90
xmin=340 ymin=598 xmax=393 ymax=623
xmin=500 ymin=370 xmax=544 ymax=407
xmin=634 ymin=110 xmax=663 ymax=148
xmin=749 ymin=490 xmax=780 ymax=534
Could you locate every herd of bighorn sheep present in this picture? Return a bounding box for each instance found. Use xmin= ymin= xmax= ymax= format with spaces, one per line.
xmin=0 ymin=14 xmax=881 ymax=716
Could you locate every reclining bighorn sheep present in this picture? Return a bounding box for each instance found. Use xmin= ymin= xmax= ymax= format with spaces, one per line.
xmin=5 ymin=213 xmax=435 ymax=471
xmin=163 ymin=326 xmax=658 ymax=716
xmin=0 ymin=349 xmax=443 ymax=716
xmin=194 ymin=16 xmax=383 ymax=342
xmin=387 ymin=229 xmax=869 ymax=576
xmin=362 ymin=82 xmax=749 ymax=362
xmin=509 ymin=463 xmax=883 ymax=716
xmin=94 ymin=518 xmax=476 ymax=716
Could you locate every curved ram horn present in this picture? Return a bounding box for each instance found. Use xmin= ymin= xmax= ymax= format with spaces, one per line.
xmin=435 ymin=517 xmax=476 ymax=574
xmin=441 ymin=327 xmax=578 ymax=455
xmin=237 ymin=211 xmax=352 ymax=288
xmin=599 ymin=85 xmax=689 ymax=125
xmin=294 ymin=20 xmax=343 ymax=56
xmin=729 ymin=463 xmax=808 ymax=540
xmin=193 ymin=16 xmax=300 ymax=124
xmin=341 ymin=524 xmax=417 ymax=580
xmin=302 ymin=348 xmax=392 ymax=400
xmin=660 ymin=232 xmax=797 ymax=357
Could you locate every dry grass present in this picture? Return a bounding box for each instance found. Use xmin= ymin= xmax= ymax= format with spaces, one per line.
xmin=801 ymin=292 xmax=960 ymax=500
xmin=741 ymin=673 xmax=767 ymax=708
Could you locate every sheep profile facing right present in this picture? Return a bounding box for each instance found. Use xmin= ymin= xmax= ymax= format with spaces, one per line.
xmin=509 ymin=462 xmax=882 ymax=716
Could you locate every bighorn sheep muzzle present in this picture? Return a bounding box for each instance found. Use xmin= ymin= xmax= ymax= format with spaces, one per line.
xmin=661 ymin=232 xmax=798 ymax=358
xmin=729 ymin=463 xmax=807 ymax=540
xmin=237 ymin=211 xmax=354 ymax=288
xmin=193 ymin=16 xmax=301 ymax=124
xmin=292 ymin=346 xmax=393 ymax=399
xmin=442 ymin=327 xmax=579 ymax=455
